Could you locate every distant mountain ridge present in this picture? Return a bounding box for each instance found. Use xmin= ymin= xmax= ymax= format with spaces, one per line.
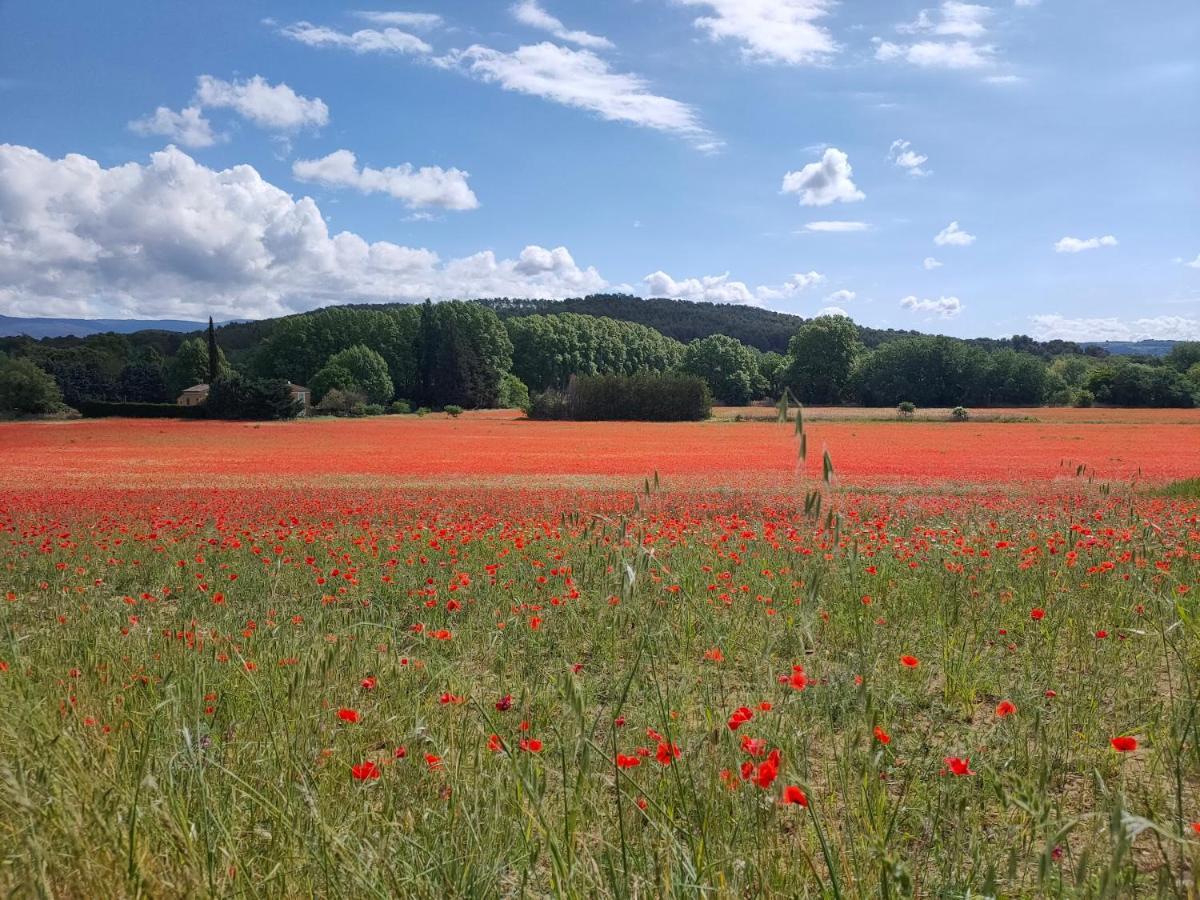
xmin=1078 ymin=340 xmax=1176 ymax=358
xmin=0 ymin=314 xmax=220 ymax=338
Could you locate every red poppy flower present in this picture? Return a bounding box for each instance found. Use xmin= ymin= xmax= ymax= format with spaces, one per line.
xmin=873 ymin=725 xmax=891 ymax=745
xmin=351 ymin=761 xmax=380 ymax=781
xmin=616 ymin=754 xmax=641 ymax=769
xmin=944 ymin=756 xmax=975 ymax=776
xmin=1030 ymin=608 xmax=1045 ymax=620
xmin=995 ymin=700 xmax=1017 ymax=718
xmin=900 ymin=655 xmax=920 ymax=669
xmin=487 ymin=734 xmax=504 ymax=752
xmin=360 ymin=676 xmax=376 ymax=691
xmin=495 ymin=694 xmax=512 ymax=711
xmin=1110 ymin=736 xmax=1138 ymax=752
xmin=727 ymin=706 xmax=754 ymax=731
xmin=655 ymin=741 xmax=680 ymax=765
xmin=754 ymin=749 xmax=781 ymax=789
xmin=337 ymin=708 xmax=360 ymax=723
xmin=519 ymin=738 xmax=543 ymax=753
xmin=781 ymin=785 xmax=808 ymax=806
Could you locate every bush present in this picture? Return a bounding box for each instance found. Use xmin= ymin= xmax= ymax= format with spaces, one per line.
xmin=78 ymin=400 xmax=207 ymax=419
xmin=527 ymin=374 xmax=711 ymax=421
xmin=0 ymin=357 xmax=65 ymax=415
xmin=416 ymin=407 xmax=430 ymax=417
xmin=897 ymin=401 xmax=916 ymax=419
xmin=389 ymin=399 xmax=414 ymax=415
xmin=951 ymin=406 xmax=969 ymax=421
xmin=443 ymin=404 xmax=464 ymax=418
xmin=316 ymin=388 xmax=367 ymax=416
xmin=206 ymin=374 xmax=300 ymax=421
xmin=527 ymin=389 xmax=569 ymax=421
xmin=363 ymin=403 xmax=385 ymax=416
xmin=1072 ymin=389 xmax=1095 ymax=408
xmin=498 ymin=373 xmax=530 ymax=410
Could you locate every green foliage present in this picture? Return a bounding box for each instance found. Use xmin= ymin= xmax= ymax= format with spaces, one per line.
xmin=497 ymin=372 xmax=530 ymax=410
xmin=951 ymin=405 xmax=969 ymax=421
xmin=389 ymin=399 xmax=414 ymax=414
xmin=117 ymin=346 xmax=170 ymax=403
xmin=679 ymin=334 xmax=765 ymax=405
xmin=206 ymin=374 xmax=299 ymax=420
xmin=443 ymin=404 xmax=463 ymax=417
xmin=362 ymin=403 xmax=385 ymax=416
xmin=526 ymin=388 xmax=570 ymax=420
xmin=1164 ymin=341 xmax=1200 ymax=373
xmin=324 ymin=345 xmax=394 ymax=404
xmin=1085 ymin=360 xmax=1197 ymax=407
xmin=755 ymin=350 xmax=787 ymax=397
xmin=504 ymin=312 xmax=683 ymax=392
xmin=414 ymin=301 xmax=513 ymax=409
xmin=77 ymin=400 xmax=206 ymax=419
xmin=538 ymin=373 xmax=712 ymax=421
xmin=309 ymin=364 xmax=357 ymax=404
xmin=784 ymin=314 xmax=863 ymax=404
xmin=169 ymin=337 xmax=229 ymax=396
xmin=315 ymin=388 xmax=367 ymax=416
xmin=1072 ymin=388 xmax=1095 ymax=408
xmin=0 ymin=356 xmax=65 ymax=414
xmin=854 ymin=337 xmax=992 ymax=407
xmin=897 ymin=400 xmax=916 ymax=418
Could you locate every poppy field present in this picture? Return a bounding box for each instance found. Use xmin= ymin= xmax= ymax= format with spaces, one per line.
xmin=1 ymin=414 xmax=1199 ymax=897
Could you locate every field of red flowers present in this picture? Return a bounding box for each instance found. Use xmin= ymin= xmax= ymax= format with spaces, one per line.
xmin=1 ymin=413 xmax=1197 ymax=896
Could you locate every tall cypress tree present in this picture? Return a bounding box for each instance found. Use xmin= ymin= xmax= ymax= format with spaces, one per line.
xmin=416 ymin=300 xmax=438 ymax=405
xmin=206 ymin=316 xmax=219 ymax=384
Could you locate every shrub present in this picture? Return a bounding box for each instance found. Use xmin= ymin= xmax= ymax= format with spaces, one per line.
xmin=498 ymin=373 xmax=530 ymax=410
xmin=443 ymin=404 xmax=464 ymax=418
xmin=531 ymin=373 xmax=711 ymax=421
xmin=363 ymin=403 xmax=385 ymax=416
xmin=897 ymin=401 xmax=916 ymax=419
xmin=416 ymin=407 xmax=430 ymax=417
xmin=316 ymin=389 xmax=367 ymax=416
xmin=527 ymin=389 xmax=569 ymax=421
xmin=1072 ymin=389 xmax=1095 ymax=408
xmin=951 ymin=406 xmax=969 ymax=421
xmin=78 ymin=400 xmax=207 ymax=419
xmin=206 ymin=374 xmax=299 ymax=421
xmin=389 ymin=399 xmax=414 ymax=415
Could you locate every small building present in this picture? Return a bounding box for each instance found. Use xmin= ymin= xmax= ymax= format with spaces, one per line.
xmin=177 ymin=383 xmax=209 ymax=406
xmin=287 ymin=382 xmax=310 ymax=413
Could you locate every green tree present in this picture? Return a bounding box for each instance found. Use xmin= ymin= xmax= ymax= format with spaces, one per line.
xmin=1165 ymin=341 xmax=1200 ymax=373
xmin=756 ymin=351 xmax=787 ymax=397
xmin=169 ymin=337 xmax=228 ymax=396
xmin=784 ymin=315 xmax=863 ymax=404
xmin=0 ymin=356 xmax=64 ymax=414
xmin=417 ymin=301 xmax=513 ymax=408
xmin=679 ymin=334 xmax=764 ymax=405
xmin=851 ymin=336 xmax=987 ymax=407
xmin=206 ymin=374 xmax=299 ymax=420
xmin=118 ymin=346 xmax=170 ymax=402
xmin=309 ymin=364 xmax=357 ymax=404
xmin=323 ymin=345 xmax=394 ymax=404
xmin=498 ymin=372 xmax=530 ymax=409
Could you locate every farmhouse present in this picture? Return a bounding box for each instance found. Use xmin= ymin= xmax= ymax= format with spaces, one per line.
xmin=175 ymin=382 xmax=311 ymax=411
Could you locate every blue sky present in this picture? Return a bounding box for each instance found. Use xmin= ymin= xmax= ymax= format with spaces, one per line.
xmin=0 ymin=0 xmax=1197 ymax=340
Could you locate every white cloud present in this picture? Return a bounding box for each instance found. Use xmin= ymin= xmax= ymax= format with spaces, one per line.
xmin=0 ymin=144 xmax=607 ymax=320
xmin=645 ymin=269 xmax=824 ymax=305
xmin=128 ymin=106 xmax=219 ymax=148
xmin=445 ymin=43 xmax=714 ymax=147
xmin=1185 ymin=254 xmax=1200 ymax=269
xmin=900 ymin=295 xmax=963 ymax=317
xmin=354 ymin=11 xmax=443 ymax=30
xmin=816 ymin=305 xmax=849 ymax=317
xmin=781 ymin=148 xmax=865 ymax=206
xmin=875 ymin=4 xmax=995 ymax=70
xmin=923 ymin=256 xmax=943 ymax=269
xmin=511 ymin=1 xmax=613 ymax=49
xmin=675 ymin=0 xmax=838 ymax=66
xmin=280 ymin=21 xmax=432 ymax=55
xmin=875 ymin=38 xmax=993 ymax=68
xmin=1014 ymin=0 xmax=1040 ymax=6
xmin=1054 ymin=234 xmax=1118 ymax=253
xmin=292 ymin=149 xmax=478 ymax=210
xmin=824 ymin=289 xmax=856 ymax=304
xmin=934 ymin=220 xmax=975 ymax=246
xmin=194 ymin=75 xmax=329 ymax=131
xmin=887 ymin=139 xmax=930 ymax=176
xmin=804 ymin=220 xmax=870 ymax=232
xmin=1031 ymin=314 xmax=1200 ymax=342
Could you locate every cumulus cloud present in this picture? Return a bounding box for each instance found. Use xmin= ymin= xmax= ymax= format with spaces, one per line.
xmin=875 ymin=3 xmax=995 ymax=70
xmin=1186 ymin=254 xmax=1200 ymax=269
xmin=1031 ymin=314 xmax=1200 ymax=342
xmin=511 ymin=1 xmax=612 ymax=49
xmin=1054 ymin=234 xmax=1118 ymax=253
xmin=674 ymin=0 xmax=838 ymax=66
xmin=194 ymin=75 xmax=329 ymax=131
xmin=923 ymin=256 xmax=943 ymax=269
xmin=444 ymin=42 xmax=714 ymax=147
xmin=816 ymin=305 xmax=849 ymax=316
xmin=354 ymin=11 xmax=443 ymax=30
xmin=0 ymin=144 xmax=607 ymax=320
xmin=279 ymin=21 xmax=432 ymax=55
xmin=934 ymin=220 xmax=975 ymax=246
xmin=824 ymin=289 xmax=856 ymax=304
xmin=900 ymin=295 xmax=963 ymax=317
xmin=782 ymin=148 xmax=865 ymax=206
xmin=292 ymin=149 xmax=478 ymax=210
xmin=888 ymin=139 xmax=930 ymax=176
xmin=128 ymin=106 xmax=219 ymax=148
xmin=804 ymin=220 xmax=869 ymax=232
xmin=645 ymin=269 xmax=824 ymax=305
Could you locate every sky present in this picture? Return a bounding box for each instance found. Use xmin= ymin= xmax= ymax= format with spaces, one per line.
xmin=0 ymin=0 xmax=1197 ymax=341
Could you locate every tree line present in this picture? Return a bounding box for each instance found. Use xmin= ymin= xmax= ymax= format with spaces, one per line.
xmin=2 ymin=300 xmax=1198 ymax=418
